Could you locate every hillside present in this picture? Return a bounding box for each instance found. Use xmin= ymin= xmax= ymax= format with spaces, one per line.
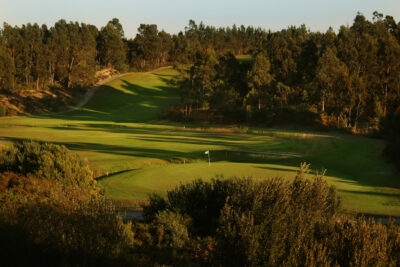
xmin=0 ymin=67 xmax=399 ymax=216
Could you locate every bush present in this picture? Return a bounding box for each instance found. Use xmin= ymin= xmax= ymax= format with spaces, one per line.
xmin=144 ymin=178 xmax=231 ymax=236
xmin=0 ymin=173 xmax=136 ymax=265
xmin=0 ymin=142 xmax=138 ymax=265
xmin=142 ymin=165 xmax=400 ymax=266
xmin=0 ymin=141 xmax=95 ymax=189
xmin=152 ymin=211 xmax=191 ymax=249
xmin=215 ymin=171 xmax=340 ymax=266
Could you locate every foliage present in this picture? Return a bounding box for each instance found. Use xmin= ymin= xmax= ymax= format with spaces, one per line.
xmin=246 ymin=53 xmax=273 ymax=112
xmin=0 ymin=141 xmax=95 ymax=189
xmin=0 ymin=144 xmax=138 ymax=265
xmin=382 ymin=110 xmax=400 ymax=170
xmin=141 ymin=165 xmax=400 ymax=266
xmin=0 ymin=172 xmax=136 ymax=265
xmin=168 ymin=13 xmax=400 ymax=131
xmin=97 ymin=19 xmax=127 ymax=71
xmin=152 ymin=211 xmax=191 ymax=249
xmin=0 ymin=45 xmax=15 ymax=92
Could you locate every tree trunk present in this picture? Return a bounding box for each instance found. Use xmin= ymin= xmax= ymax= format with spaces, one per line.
xmin=49 ymin=63 xmax=55 ymax=86
xmin=348 ymin=108 xmax=352 ymax=128
xmin=355 ymin=96 xmax=361 ymax=128
xmin=67 ymin=57 xmax=75 ymax=89
xmin=67 ymin=72 xmax=73 ymax=89
xmin=384 ymin=83 xmax=388 ymax=117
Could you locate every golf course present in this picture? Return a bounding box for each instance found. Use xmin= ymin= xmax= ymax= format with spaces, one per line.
xmin=0 ymin=67 xmax=399 ymax=216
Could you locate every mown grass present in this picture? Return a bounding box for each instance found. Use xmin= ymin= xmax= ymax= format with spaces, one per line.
xmin=0 ymin=67 xmax=399 ymax=216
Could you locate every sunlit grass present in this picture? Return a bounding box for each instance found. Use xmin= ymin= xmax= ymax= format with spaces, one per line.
xmin=0 ymin=67 xmax=399 ymax=216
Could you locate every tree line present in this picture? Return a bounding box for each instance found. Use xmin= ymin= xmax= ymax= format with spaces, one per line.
xmin=169 ymin=12 xmax=400 ymax=133
xmin=0 ymin=18 xmax=270 ymax=93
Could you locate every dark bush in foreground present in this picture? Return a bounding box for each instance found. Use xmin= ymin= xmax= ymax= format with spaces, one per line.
xmin=0 ymin=174 xmax=136 ymax=266
xmin=0 ymin=142 xmax=137 ymax=266
xmin=143 ymin=165 xmax=400 ymax=266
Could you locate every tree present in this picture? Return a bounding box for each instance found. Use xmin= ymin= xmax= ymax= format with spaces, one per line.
xmin=97 ymin=19 xmax=126 ymax=71
xmin=108 ymin=18 xmax=124 ymax=38
xmin=191 ymin=48 xmax=219 ymax=109
xmin=134 ymin=24 xmax=161 ymax=68
xmin=314 ymin=48 xmax=349 ymax=115
xmin=175 ymin=47 xmax=219 ymax=112
xmin=70 ymin=23 xmax=97 ymax=87
xmin=376 ymin=31 xmax=400 ymax=117
xmin=0 ymin=44 xmax=14 ymax=92
xmin=246 ymin=53 xmax=273 ymax=112
xmin=211 ymin=53 xmax=245 ymax=118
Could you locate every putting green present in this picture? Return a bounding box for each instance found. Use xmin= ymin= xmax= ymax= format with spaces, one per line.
xmin=0 ymin=67 xmax=399 ymax=216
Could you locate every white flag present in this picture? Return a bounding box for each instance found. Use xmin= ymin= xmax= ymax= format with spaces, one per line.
xmin=205 ymin=150 xmax=209 ymax=154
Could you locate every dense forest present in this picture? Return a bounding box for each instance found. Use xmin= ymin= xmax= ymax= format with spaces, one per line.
xmin=0 ymin=141 xmax=399 ymax=266
xmin=169 ymin=12 xmax=400 ymax=132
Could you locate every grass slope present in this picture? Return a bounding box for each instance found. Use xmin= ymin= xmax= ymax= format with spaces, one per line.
xmin=0 ymin=67 xmax=399 ymax=216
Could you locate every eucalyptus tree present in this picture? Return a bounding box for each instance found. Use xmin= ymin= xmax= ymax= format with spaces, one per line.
xmin=0 ymin=45 xmax=15 ymax=91
xmin=97 ymin=18 xmax=126 ymax=71
xmin=246 ymin=53 xmax=273 ymax=112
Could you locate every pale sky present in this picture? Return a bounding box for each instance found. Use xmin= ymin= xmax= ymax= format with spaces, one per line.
xmin=1 ymin=0 xmax=400 ymax=38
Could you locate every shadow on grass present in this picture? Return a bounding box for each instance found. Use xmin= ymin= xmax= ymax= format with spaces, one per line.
xmin=41 ymin=73 xmax=179 ymax=123
xmin=3 ymin=131 xmax=398 ymax=191
xmin=96 ymin=168 xmax=138 ymax=181
xmin=339 ymin=189 xmax=400 ymax=199
xmin=254 ymin=166 xmax=299 ymax=174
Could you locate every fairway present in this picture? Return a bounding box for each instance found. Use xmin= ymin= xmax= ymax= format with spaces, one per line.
xmin=0 ymin=67 xmax=399 ymax=216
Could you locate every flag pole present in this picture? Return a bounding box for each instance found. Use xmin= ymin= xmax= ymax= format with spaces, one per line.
xmin=205 ymin=150 xmax=211 ymax=167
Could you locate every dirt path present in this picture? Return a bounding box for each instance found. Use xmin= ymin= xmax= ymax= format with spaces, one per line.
xmin=58 ymin=66 xmax=172 ymax=114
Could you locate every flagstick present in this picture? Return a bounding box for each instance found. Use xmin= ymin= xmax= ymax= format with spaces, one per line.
xmin=205 ymin=150 xmax=211 ymax=167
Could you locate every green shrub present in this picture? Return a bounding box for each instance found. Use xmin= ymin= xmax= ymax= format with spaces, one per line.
xmin=143 ymin=193 xmax=169 ymax=222
xmin=0 ymin=141 xmax=95 ymax=189
xmin=142 ymin=165 xmax=400 ymax=266
xmin=0 ymin=171 xmax=137 ymax=266
xmin=215 ymin=173 xmax=340 ymax=266
xmin=0 ymin=142 xmax=142 ymax=265
xmin=152 ymin=211 xmax=191 ymax=249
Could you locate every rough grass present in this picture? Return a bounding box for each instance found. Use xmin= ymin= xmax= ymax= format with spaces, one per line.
xmin=0 ymin=67 xmax=399 ymax=216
